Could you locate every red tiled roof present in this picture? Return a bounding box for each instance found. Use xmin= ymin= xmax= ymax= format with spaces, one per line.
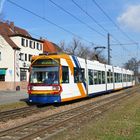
xmin=0 ymin=21 xmax=62 ymax=52
xmin=0 ymin=21 xmax=31 ymax=50
xmin=43 ymin=40 xmax=58 ymax=53
xmin=0 ymin=21 xmax=30 ymax=37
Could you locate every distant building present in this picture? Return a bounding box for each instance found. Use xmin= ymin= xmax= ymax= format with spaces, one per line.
xmin=0 ymin=21 xmax=59 ymax=90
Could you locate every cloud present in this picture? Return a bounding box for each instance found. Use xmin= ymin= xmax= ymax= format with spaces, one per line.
xmin=117 ymin=4 xmax=140 ymax=32
xmin=0 ymin=0 xmax=5 ymax=14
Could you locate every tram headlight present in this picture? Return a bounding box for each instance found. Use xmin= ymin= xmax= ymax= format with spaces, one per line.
xmin=52 ymin=86 xmax=60 ymax=91
xmin=27 ymin=85 xmax=33 ymax=91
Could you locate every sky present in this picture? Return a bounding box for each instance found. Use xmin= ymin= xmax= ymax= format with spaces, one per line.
xmin=0 ymin=0 xmax=140 ymax=67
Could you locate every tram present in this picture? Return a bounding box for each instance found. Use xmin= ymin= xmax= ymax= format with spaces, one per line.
xmin=27 ymin=53 xmax=134 ymax=104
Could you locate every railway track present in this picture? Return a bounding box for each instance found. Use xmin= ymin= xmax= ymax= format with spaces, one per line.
xmin=0 ymin=88 xmax=137 ymax=140
xmin=0 ymin=105 xmax=55 ymax=122
xmin=0 ymin=86 xmax=136 ymax=123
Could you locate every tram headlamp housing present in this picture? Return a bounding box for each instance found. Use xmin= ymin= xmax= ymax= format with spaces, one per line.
xmin=27 ymin=85 xmax=33 ymax=94
xmin=52 ymin=86 xmax=60 ymax=91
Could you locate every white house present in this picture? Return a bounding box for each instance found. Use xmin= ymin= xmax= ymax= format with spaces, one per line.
xmin=0 ymin=21 xmax=43 ymax=90
xmin=0 ymin=21 xmax=60 ymax=90
xmin=10 ymin=34 xmax=43 ymax=82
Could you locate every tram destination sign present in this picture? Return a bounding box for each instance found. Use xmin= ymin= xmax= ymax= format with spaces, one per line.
xmin=33 ymin=59 xmax=59 ymax=65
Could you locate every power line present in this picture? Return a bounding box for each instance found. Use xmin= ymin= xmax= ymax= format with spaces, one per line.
xmin=7 ymin=0 xmax=94 ymax=45
xmin=49 ymin=0 xmax=106 ymax=38
xmin=7 ymin=0 xmax=138 ymax=61
xmin=50 ymin=0 xmax=132 ymax=54
xmin=109 ymin=34 xmax=133 ymax=54
xmin=111 ymin=43 xmax=139 ymax=46
xmin=71 ymin=0 xmax=109 ymax=34
xmin=91 ymin=0 xmax=137 ymax=44
xmin=71 ymin=0 xmax=137 ymax=54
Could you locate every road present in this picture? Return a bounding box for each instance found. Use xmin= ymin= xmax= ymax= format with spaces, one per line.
xmin=0 ymin=90 xmax=28 ymax=105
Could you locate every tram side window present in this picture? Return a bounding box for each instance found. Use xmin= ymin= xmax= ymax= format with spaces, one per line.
xmin=126 ymin=74 xmax=128 ymax=82
xmin=88 ymin=69 xmax=93 ymax=85
xmin=129 ymin=75 xmax=131 ymax=82
xmin=62 ymin=66 xmax=69 ymax=83
xmin=94 ymin=70 xmax=98 ymax=84
xmin=114 ymin=73 xmax=117 ymax=82
xmin=110 ymin=72 xmax=113 ymax=83
xmin=98 ymin=71 xmax=102 ymax=84
xmin=130 ymin=75 xmax=132 ymax=82
xmin=119 ymin=73 xmax=122 ymax=82
xmin=107 ymin=71 xmax=110 ymax=83
xmin=74 ymin=68 xmax=85 ymax=83
xmin=127 ymin=75 xmax=129 ymax=82
xmin=102 ymin=71 xmax=105 ymax=84
xmin=123 ymin=74 xmax=126 ymax=82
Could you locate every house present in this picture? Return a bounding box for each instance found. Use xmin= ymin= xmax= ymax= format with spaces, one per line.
xmin=0 ymin=21 xmax=59 ymax=90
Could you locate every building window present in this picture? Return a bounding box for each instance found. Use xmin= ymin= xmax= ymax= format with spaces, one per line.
xmin=20 ymin=69 xmax=26 ymax=81
xmin=40 ymin=44 xmax=42 ymax=50
xmin=19 ymin=53 xmax=24 ymax=61
xmin=0 ymin=69 xmax=6 ymax=81
xmin=25 ymin=54 xmax=27 ymax=61
xmin=62 ymin=66 xmax=69 ymax=83
xmin=29 ymin=54 xmax=32 ymax=61
xmin=0 ymin=75 xmax=5 ymax=81
xmin=74 ymin=68 xmax=85 ymax=83
xmin=21 ymin=38 xmax=25 ymax=46
xmin=37 ymin=43 xmax=39 ymax=50
xmin=0 ymin=52 xmax=1 ymax=61
xmin=26 ymin=39 xmax=28 ymax=47
xmin=29 ymin=40 xmax=33 ymax=48
xmin=33 ymin=42 xmax=36 ymax=49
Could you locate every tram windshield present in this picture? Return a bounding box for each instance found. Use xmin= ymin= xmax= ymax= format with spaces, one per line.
xmin=30 ymin=66 xmax=59 ymax=84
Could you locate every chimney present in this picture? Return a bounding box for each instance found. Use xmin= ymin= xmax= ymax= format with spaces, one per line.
xmin=40 ymin=37 xmax=43 ymax=41
xmin=10 ymin=22 xmax=15 ymax=31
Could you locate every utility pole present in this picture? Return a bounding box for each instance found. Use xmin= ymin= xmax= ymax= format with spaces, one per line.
xmin=107 ymin=33 xmax=111 ymax=65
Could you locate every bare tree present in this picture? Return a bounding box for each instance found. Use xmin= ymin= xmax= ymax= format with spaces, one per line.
xmin=123 ymin=57 xmax=139 ymax=74
xmin=123 ymin=57 xmax=137 ymax=70
xmin=66 ymin=38 xmax=81 ymax=55
xmin=58 ymin=38 xmax=107 ymax=63
xmin=123 ymin=57 xmax=140 ymax=83
xmin=58 ymin=40 xmax=66 ymax=52
xmin=88 ymin=47 xmax=107 ymax=64
xmin=77 ymin=45 xmax=90 ymax=59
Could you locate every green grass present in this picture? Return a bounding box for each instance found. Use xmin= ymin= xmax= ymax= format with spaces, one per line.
xmin=48 ymin=93 xmax=140 ymax=140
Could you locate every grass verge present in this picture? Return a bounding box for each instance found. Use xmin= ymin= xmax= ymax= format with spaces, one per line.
xmin=48 ymin=92 xmax=140 ymax=140
xmin=0 ymin=102 xmax=29 ymax=112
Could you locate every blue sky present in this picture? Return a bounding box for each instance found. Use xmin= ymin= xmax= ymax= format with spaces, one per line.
xmin=1 ymin=0 xmax=140 ymax=66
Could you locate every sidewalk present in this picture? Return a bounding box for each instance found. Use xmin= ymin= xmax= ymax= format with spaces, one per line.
xmin=0 ymin=90 xmax=28 ymax=105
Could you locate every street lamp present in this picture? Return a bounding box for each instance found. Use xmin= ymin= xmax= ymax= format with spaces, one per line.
xmin=94 ymin=46 xmax=106 ymax=50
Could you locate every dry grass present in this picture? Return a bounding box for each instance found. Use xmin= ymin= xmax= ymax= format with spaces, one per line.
xmin=0 ymin=102 xmax=29 ymax=112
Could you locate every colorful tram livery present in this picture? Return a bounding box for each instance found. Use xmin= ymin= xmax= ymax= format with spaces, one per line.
xmin=28 ymin=53 xmax=135 ymax=104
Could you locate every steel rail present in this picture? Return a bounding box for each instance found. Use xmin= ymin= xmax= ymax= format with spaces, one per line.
xmin=22 ymin=91 xmax=136 ymax=140
xmin=0 ymin=105 xmax=55 ymax=122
